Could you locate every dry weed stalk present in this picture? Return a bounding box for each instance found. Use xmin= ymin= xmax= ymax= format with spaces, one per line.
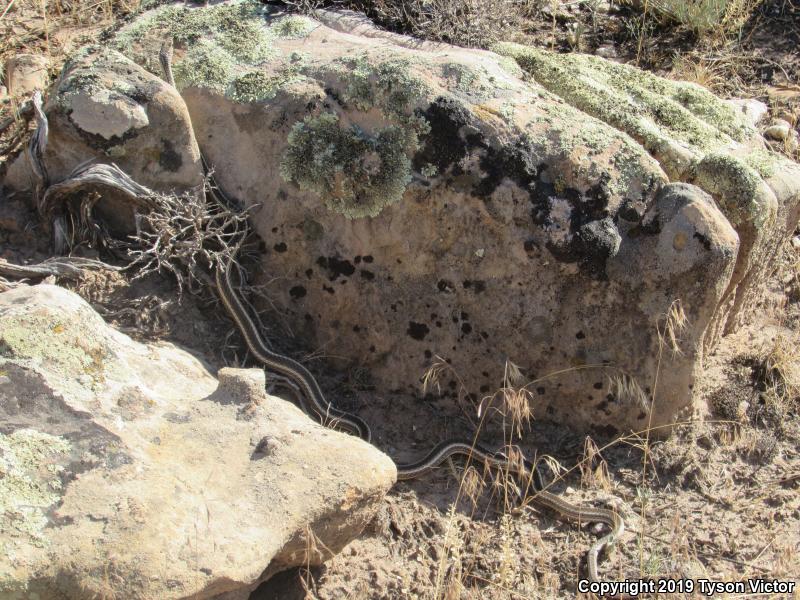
xmin=759 ymin=334 xmax=800 ymax=403
xmin=579 ymin=436 xmax=611 ymax=491
xmin=658 ymin=299 xmax=688 ymax=358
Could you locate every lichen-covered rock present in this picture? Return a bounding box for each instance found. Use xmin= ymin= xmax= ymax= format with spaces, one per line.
xmin=492 ymin=43 xmax=800 ymax=335
xmin=98 ymin=1 xmax=800 ymax=434
xmin=0 ymin=284 xmax=395 ymax=599
xmin=3 ymin=46 xmax=204 ymax=233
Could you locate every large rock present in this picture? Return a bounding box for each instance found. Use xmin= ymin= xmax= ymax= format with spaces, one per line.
xmin=96 ymin=1 xmax=800 ymax=434
xmin=17 ymin=1 xmax=800 ymax=434
xmin=0 ymin=284 xmax=396 ymax=599
xmin=3 ymin=47 xmax=204 ymax=233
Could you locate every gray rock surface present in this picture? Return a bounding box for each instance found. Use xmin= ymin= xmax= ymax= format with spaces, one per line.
xmin=0 ymin=284 xmax=396 ymax=599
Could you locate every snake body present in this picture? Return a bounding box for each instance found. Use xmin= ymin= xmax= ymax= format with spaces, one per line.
xmin=215 ymin=257 xmax=624 ymax=585
xmin=160 ymin=38 xmax=625 ymax=591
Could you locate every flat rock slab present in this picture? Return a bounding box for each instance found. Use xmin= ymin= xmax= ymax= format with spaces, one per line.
xmin=0 ymin=284 xmax=396 ymax=599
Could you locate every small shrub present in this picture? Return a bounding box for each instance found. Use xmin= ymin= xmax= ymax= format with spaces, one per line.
xmin=646 ymin=0 xmax=763 ymax=35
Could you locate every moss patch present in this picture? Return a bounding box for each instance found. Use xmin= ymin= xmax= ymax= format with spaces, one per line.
xmin=229 ymin=64 xmax=305 ymax=103
xmin=172 ymin=39 xmax=236 ymax=92
xmin=115 ymin=0 xmax=275 ymax=91
xmin=334 ymin=55 xmax=428 ymax=118
xmin=743 ymin=148 xmax=784 ymax=179
xmin=281 ymin=55 xmax=431 ymax=218
xmin=280 ymin=113 xmax=421 ymax=218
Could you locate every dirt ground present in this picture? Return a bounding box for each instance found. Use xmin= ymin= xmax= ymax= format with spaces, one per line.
xmin=1 ymin=0 xmax=800 ymax=598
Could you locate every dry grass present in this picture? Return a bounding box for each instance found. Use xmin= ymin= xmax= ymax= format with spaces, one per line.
xmin=640 ymin=0 xmax=763 ymax=35
xmin=343 ymin=0 xmax=536 ymax=48
xmin=0 ymin=0 xmax=140 ymax=64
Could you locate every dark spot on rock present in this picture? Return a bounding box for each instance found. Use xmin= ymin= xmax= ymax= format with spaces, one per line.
xmin=638 ymin=411 xmax=647 ymax=420
xmin=594 ymin=424 xmax=618 ymax=437
xmin=524 ymin=239 xmax=537 ymax=253
xmin=305 ymin=269 xmax=313 ymax=278
xmin=322 ymin=285 xmax=335 ymax=294
xmin=353 ymin=325 xmax=360 ymax=332
xmin=480 ymin=384 xmax=490 ymax=393
xmin=424 ymin=350 xmax=432 ymax=358
xmin=289 ymin=285 xmax=306 ymax=299
xmin=546 ymin=217 xmax=621 ymax=279
xmin=536 ymin=387 xmax=546 ymax=395
xmin=693 ymin=232 xmax=712 ymax=250
xmin=158 ymin=138 xmax=182 ymax=172
xmin=317 ymin=255 xmax=355 ymax=280
xmin=369 ymin=345 xmax=376 ymax=352
xmin=476 ymin=139 xmax=538 ymax=200
xmin=546 ymin=405 xmax=554 ymax=414
xmin=461 ymin=323 xmax=472 ymax=334
xmin=482 ymin=371 xmax=489 ymax=377
xmin=437 ymin=279 xmax=453 ymax=293
xmin=435 ymin=321 xmax=442 ymax=327
xmin=462 ymin=280 xmax=486 ymax=293
xmin=606 ymin=393 xmax=616 ymax=402
xmin=480 ymin=331 xmax=488 ymax=339
xmin=407 ymin=322 xmax=430 ymax=341
xmin=363 ymin=255 xmax=374 ymax=263
xmin=414 ymin=97 xmax=472 ymax=174
xmin=277 ymin=189 xmax=288 ymax=201
xmin=354 ymin=255 xmax=361 ymax=264
xmin=593 ymin=382 xmax=603 ymax=390
xmin=629 ymin=213 xmax=662 ymax=237
xmin=618 ymin=199 xmax=645 ymax=222
xmin=576 ymin=331 xmax=585 ymax=340
xmin=274 ymin=242 xmax=287 ymax=253
xmin=360 ymin=269 xmax=375 ymax=281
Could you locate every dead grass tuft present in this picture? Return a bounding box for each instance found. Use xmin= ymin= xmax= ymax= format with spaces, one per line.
xmin=342 ymin=0 xmax=531 ymax=48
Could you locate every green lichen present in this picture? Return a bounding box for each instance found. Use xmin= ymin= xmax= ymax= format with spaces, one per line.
xmin=0 ymin=429 xmax=71 ymax=552
xmin=280 ymin=113 xmax=418 ymax=218
xmin=492 ymin=43 xmax=756 ymax=157
xmin=495 ymin=55 xmax=524 ymax=79
xmin=281 ymin=55 xmax=430 ymax=218
xmin=173 ymin=39 xmax=236 ymax=91
xmin=441 ymin=63 xmax=492 ymax=98
xmin=0 ymin=311 xmax=113 ymax=389
xmin=335 ymin=55 xmax=428 ymax=118
xmin=270 ymin=15 xmax=317 ymax=39
xmin=229 ymin=66 xmax=303 ymax=103
xmin=498 ymin=101 xmax=516 ymax=122
xmin=421 ymin=163 xmax=439 ymax=178
xmin=743 ymin=148 xmax=782 ymax=179
xmin=694 ymin=153 xmax=768 ymax=227
xmin=115 ymin=0 xmax=275 ymax=91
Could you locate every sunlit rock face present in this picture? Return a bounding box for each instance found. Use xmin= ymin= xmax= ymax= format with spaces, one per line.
xmin=28 ymin=1 xmax=800 ymax=435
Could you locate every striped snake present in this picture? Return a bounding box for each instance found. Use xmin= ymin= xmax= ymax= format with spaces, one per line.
xmin=160 ymin=36 xmax=626 ymax=592
xmin=215 ymin=255 xmax=625 ymax=587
